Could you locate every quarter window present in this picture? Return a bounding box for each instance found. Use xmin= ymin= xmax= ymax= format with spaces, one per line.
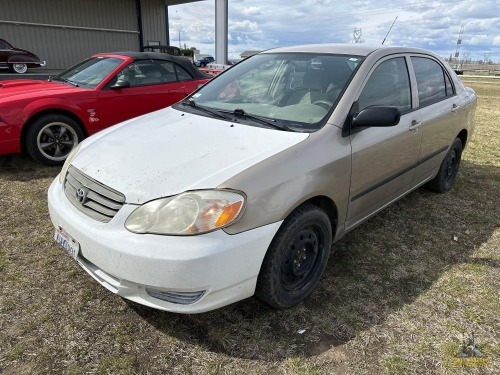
xmin=411 ymin=57 xmax=454 ymax=107
xmin=358 ymin=57 xmax=411 ymax=112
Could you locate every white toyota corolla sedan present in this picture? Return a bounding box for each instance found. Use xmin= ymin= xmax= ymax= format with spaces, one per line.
xmin=48 ymin=44 xmax=476 ymax=313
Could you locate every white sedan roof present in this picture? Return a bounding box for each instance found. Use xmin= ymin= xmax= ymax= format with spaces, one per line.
xmin=264 ymin=43 xmax=433 ymax=57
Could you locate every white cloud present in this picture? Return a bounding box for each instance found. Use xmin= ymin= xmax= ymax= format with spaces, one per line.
xmin=242 ymin=6 xmax=261 ymax=15
xmin=230 ymin=20 xmax=260 ymax=32
xmin=168 ymin=0 xmax=500 ymax=61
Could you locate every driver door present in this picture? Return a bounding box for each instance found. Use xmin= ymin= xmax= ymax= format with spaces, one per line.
xmin=346 ymin=56 xmax=422 ymax=230
xmin=96 ymin=60 xmax=187 ymax=128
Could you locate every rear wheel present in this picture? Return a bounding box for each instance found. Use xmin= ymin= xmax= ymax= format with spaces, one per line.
xmin=26 ymin=114 xmax=84 ymax=165
xmin=10 ymin=63 xmax=28 ymax=74
xmin=256 ymin=203 xmax=332 ymax=308
xmin=425 ymin=138 xmax=463 ymax=193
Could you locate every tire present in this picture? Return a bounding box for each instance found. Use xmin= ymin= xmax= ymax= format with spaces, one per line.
xmin=256 ymin=203 xmax=332 ymax=309
xmin=26 ymin=114 xmax=84 ymax=166
xmin=10 ymin=63 xmax=28 ymax=74
xmin=425 ymin=138 xmax=463 ymax=193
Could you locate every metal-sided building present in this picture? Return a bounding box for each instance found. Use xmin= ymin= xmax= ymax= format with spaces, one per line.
xmin=0 ymin=0 xmax=202 ymax=69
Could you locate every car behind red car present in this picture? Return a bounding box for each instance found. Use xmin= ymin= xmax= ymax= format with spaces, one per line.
xmin=0 ymin=38 xmax=46 ymax=74
xmin=0 ymin=52 xmax=210 ymax=164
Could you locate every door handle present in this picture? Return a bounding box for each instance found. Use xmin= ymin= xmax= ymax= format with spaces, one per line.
xmin=409 ymin=120 xmax=422 ymax=132
xmin=451 ymin=103 xmax=460 ymax=113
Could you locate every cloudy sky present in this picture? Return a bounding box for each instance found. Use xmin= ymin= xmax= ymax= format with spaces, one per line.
xmin=168 ymin=0 xmax=500 ymax=62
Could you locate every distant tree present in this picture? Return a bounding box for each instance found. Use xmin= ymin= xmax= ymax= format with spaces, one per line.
xmin=181 ymin=49 xmax=194 ymax=57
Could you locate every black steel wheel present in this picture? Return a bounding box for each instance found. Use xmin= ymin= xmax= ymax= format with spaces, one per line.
xmin=26 ymin=114 xmax=84 ymax=165
xmin=425 ymin=138 xmax=463 ymax=193
xmin=256 ymin=203 xmax=332 ymax=309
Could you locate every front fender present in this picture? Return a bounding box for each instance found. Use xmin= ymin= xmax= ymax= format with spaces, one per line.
xmin=220 ymin=125 xmax=351 ymax=236
xmin=21 ymin=97 xmax=97 ymax=134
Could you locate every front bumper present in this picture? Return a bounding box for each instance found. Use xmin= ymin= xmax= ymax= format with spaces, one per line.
xmin=48 ymin=177 xmax=282 ymax=313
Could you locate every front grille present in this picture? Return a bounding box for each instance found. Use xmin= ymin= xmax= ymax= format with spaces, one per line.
xmin=64 ymin=166 xmax=125 ymax=222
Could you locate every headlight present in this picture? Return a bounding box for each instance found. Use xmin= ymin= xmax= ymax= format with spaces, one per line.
xmin=125 ymin=190 xmax=246 ymax=235
xmin=58 ymin=143 xmax=82 ymax=184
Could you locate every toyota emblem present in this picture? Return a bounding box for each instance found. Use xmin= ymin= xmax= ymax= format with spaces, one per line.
xmin=75 ymin=187 xmax=88 ymax=204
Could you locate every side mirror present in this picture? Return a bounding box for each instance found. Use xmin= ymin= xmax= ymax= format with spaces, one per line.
xmin=111 ymin=80 xmax=131 ymax=89
xmin=352 ymin=106 xmax=401 ymax=128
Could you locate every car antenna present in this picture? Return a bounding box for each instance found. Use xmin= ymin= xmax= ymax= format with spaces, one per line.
xmin=382 ymin=16 xmax=398 ymax=44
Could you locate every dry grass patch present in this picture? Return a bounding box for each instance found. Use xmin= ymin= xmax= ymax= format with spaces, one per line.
xmin=1 ymin=79 xmax=498 ymax=374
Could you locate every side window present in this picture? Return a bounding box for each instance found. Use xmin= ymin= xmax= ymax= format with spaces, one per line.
xmin=115 ymin=64 xmax=140 ymax=87
xmin=116 ymin=60 xmax=175 ymax=87
xmin=153 ymin=61 xmax=193 ymax=82
xmin=411 ymin=57 xmax=453 ymax=107
xmin=358 ymin=57 xmax=411 ymax=112
xmin=159 ymin=61 xmax=179 ymax=82
xmin=174 ymin=65 xmax=192 ymax=81
xmin=0 ymin=42 xmax=6 ymax=49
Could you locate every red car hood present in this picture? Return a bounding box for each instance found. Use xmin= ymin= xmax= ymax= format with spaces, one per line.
xmin=0 ymin=80 xmax=83 ymax=100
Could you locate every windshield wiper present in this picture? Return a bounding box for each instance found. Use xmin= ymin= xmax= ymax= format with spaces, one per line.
xmin=181 ymin=98 xmax=232 ymax=120
xmin=50 ymin=76 xmax=79 ymax=87
xmin=232 ymin=108 xmax=290 ymax=131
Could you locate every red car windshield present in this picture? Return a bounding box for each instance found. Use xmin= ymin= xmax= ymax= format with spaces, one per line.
xmin=55 ymin=57 xmax=123 ymax=88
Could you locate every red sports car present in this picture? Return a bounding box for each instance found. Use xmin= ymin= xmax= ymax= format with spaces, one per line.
xmin=0 ymin=52 xmax=210 ymax=165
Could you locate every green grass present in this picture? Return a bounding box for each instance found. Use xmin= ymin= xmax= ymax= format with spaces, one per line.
xmin=0 ymin=79 xmax=498 ymax=374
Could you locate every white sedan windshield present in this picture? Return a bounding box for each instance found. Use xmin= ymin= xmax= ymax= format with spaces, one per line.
xmin=190 ymin=53 xmax=363 ymax=130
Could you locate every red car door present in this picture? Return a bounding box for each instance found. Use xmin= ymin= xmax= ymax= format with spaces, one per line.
xmin=96 ymin=60 xmax=191 ymax=129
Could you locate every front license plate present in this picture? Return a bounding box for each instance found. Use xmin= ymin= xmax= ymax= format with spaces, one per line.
xmin=54 ymin=227 xmax=80 ymax=260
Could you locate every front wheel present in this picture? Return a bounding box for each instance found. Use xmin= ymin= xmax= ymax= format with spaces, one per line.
xmin=256 ymin=203 xmax=332 ymax=309
xmin=10 ymin=63 xmax=28 ymax=74
xmin=26 ymin=114 xmax=84 ymax=165
xmin=425 ymin=138 xmax=463 ymax=193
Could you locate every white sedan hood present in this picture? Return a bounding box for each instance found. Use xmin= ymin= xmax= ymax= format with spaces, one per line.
xmin=72 ymin=107 xmax=308 ymax=204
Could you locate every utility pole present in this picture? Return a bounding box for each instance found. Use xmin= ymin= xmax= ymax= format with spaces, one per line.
xmin=454 ymin=24 xmax=465 ymax=63
xmin=353 ymin=29 xmax=362 ymax=43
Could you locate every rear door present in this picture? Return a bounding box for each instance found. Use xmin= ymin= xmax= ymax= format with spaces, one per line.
xmin=408 ymin=56 xmax=464 ymax=189
xmin=346 ymin=55 xmax=422 ymax=230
